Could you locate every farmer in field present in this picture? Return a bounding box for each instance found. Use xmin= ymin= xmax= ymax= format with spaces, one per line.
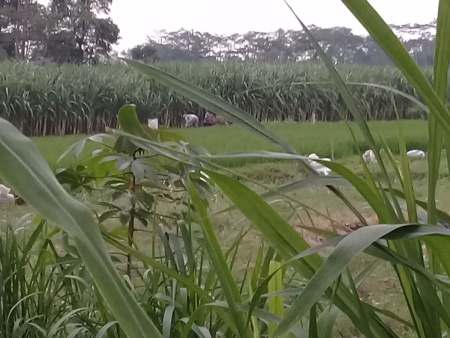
xmin=183 ymin=112 xmax=199 ymax=127
xmin=203 ymin=111 xmax=216 ymax=127
xmin=215 ymin=115 xmax=226 ymax=125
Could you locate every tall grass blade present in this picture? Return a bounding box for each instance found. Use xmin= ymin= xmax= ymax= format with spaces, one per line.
xmin=206 ymin=170 xmax=391 ymax=335
xmin=308 ymin=304 xmax=318 ymax=338
xmin=314 ymin=160 xmax=390 ymax=222
xmin=393 ymin=101 xmax=418 ymax=223
xmin=340 ymin=0 xmax=450 ymax=136
xmin=188 ymin=178 xmax=247 ymax=336
xmin=216 ymin=176 xmax=348 ymax=215
xmin=275 ymin=223 xmax=450 ymax=336
xmin=284 ymin=0 xmax=387 ymax=170
xmin=162 ymin=306 xmax=175 ymax=338
xmin=428 ymin=0 xmax=450 ymax=225
xmin=102 ymin=232 xmax=212 ymax=301
xmin=268 ymin=260 xmax=285 ymax=336
xmin=285 ymin=0 xmax=397 ymax=225
xmin=317 ymin=306 xmax=339 ymax=338
xmin=94 ymin=321 xmax=118 ymax=338
xmin=344 ymin=269 xmax=374 ymax=338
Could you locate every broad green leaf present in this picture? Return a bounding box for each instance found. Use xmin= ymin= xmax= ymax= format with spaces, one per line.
xmin=282 ymin=227 xmax=450 ymax=295
xmin=57 ymin=134 xmax=113 ymax=163
xmin=277 ymin=224 xmax=450 ymax=334
xmin=118 ymin=104 xmax=156 ymax=141
xmin=131 ymin=160 xmax=145 ymax=183
xmin=0 ymin=118 xmax=162 ymax=338
xmin=115 ymin=104 xmax=159 ymax=156
xmin=206 ymin=170 xmax=320 ymax=271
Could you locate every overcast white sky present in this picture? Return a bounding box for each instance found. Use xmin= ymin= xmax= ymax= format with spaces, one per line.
xmin=111 ymin=0 xmax=438 ymax=51
xmin=42 ymin=0 xmax=440 ymax=51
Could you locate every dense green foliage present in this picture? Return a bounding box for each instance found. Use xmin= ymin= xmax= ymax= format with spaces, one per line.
xmin=0 ymin=0 xmax=119 ymax=64
xmin=0 ymin=60 xmax=428 ymax=136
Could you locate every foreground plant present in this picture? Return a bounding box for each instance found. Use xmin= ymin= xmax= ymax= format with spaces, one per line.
xmin=0 ymin=218 xmax=126 ymax=337
xmin=0 ymin=117 xmax=162 ymax=337
xmin=115 ymin=0 xmax=450 ymax=336
xmin=56 ymin=105 xmax=213 ymax=278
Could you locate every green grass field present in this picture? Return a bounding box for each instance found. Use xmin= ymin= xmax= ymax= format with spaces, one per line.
xmin=33 ymin=120 xmax=429 ymax=170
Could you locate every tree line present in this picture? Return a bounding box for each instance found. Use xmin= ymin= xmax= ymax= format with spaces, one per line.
xmin=125 ymin=22 xmax=436 ymax=66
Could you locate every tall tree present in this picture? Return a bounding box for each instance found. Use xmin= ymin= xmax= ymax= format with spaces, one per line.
xmin=125 ymin=43 xmax=158 ymax=63
xmin=0 ymin=0 xmax=47 ymax=60
xmin=47 ymin=0 xmax=119 ymax=64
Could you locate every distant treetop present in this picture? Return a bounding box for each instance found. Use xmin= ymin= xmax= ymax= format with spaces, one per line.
xmin=124 ymin=23 xmax=436 ymax=66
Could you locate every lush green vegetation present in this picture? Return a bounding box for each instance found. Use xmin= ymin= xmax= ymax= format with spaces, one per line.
xmin=2 ymin=0 xmax=450 ymax=337
xmin=0 ymin=112 xmax=430 ymax=338
xmin=0 ymin=60 xmax=428 ymax=136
